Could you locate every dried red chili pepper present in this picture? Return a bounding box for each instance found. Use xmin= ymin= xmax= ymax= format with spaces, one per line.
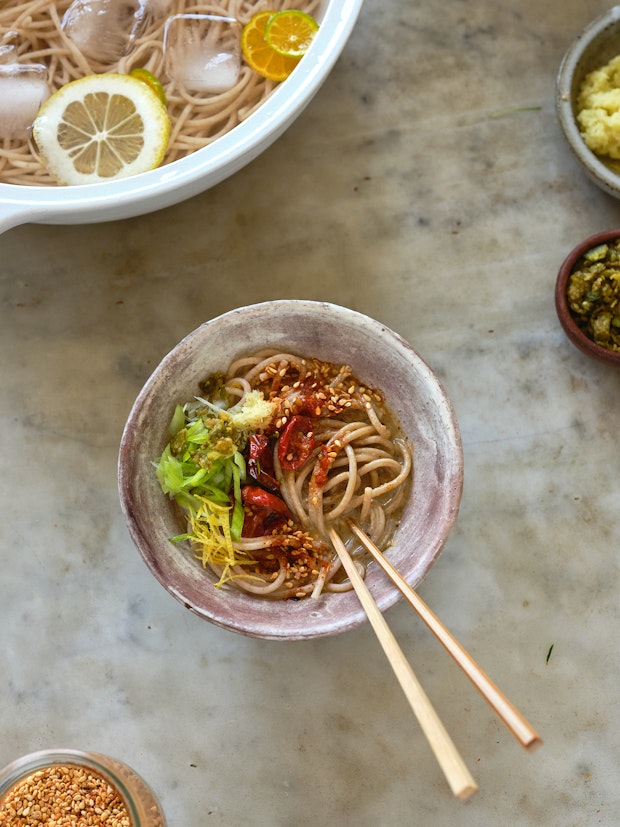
xmin=241 ymin=485 xmax=292 ymax=537
xmin=278 ymin=415 xmax=315 ymax=470
xmin=247 ymin=433 xmax=279 ymax=492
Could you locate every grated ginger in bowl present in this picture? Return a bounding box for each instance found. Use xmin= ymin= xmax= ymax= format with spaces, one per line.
xmin=577 ymin=55 xmax=620 ymax=159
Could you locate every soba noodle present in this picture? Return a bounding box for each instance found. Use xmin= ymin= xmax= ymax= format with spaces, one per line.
xmin=157 ymin=349 xmax=413 ymax=601
xmin=0 ymin=0 xmax=324 ymax=186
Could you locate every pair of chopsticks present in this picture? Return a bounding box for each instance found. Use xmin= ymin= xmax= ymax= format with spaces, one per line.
xmin=327 ymin=522 xmax=541 ymax=801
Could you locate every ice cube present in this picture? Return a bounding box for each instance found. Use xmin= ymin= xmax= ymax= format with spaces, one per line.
xmin=61 ymin=0 xmax=151 ymax=63
xmin=0 ymin=64 xmax=49 ymax=139
xmin=0 ymin=44 xmax=17 ymax=65
xmin=163 ymin=14 xmax=241 ymax=94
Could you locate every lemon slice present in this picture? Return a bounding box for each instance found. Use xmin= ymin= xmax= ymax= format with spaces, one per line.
xmin=265 ymin=10 xmax=319 ymax=58
xmin=32 ymin=73 xmax=170 ymax=186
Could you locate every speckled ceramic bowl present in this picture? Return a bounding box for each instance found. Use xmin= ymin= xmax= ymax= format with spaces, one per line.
xmin=118 ymin=301 xmax=463 ymax=640
xmin=0 ymin=0 xmax=363 ymax=235
xmin=556 ymin=7 xmax=620 ymax=198
xmin=555 ymin=228 xmax=620 ymax=367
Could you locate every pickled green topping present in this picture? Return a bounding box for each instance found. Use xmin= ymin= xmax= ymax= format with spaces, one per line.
xmin=566 ymin=240 xmax=620 ymax=352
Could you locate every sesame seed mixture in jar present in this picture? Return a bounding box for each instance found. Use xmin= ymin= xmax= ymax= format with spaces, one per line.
xmin=0 ymin=764 xmax=130 ymax=826
xmin=0 ymin=751 xmax=166 ymax=827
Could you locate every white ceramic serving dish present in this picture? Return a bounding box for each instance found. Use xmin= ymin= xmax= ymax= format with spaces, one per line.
xmin=0 ymin=0 xmax=363 ymax=234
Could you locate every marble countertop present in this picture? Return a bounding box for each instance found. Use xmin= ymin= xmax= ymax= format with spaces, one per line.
xmin=1 ymin=0 xmax=619 ymax=824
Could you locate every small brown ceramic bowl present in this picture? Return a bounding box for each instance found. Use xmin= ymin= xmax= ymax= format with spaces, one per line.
xmin=118 ymin=301 xmax=463 ymax=640
xmin=556 ymin=7 xmax=620 ymax=198
xmin=555 ymin=228 xmax=620 ymax=366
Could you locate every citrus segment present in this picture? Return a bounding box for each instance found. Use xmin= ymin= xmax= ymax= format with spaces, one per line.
xmin=32 ymin=73 xmax=170 ymax=185
xmin=265 ymin=10 xmax=319 ymax=57
xmin=129 ymin=67 xmax=168 ymax=105
xmin=241 ymin=11 xmax=301 ymax=82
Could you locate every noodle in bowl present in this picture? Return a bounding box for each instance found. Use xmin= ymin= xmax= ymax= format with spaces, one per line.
xmin=118 ymin=301 xmax=464 ymax=640
xmin=0 ymin=0 xmax=364 ymax=232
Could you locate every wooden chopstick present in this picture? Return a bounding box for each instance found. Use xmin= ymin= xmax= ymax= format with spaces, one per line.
xmin=328 ymin=528 xmax=478 ymax=801
xmin=347 ymin=519 xmax=542 ymax=752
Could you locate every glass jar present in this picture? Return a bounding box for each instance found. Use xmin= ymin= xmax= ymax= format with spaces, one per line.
xmin=0 ymin=749 xmax=167 ymax=826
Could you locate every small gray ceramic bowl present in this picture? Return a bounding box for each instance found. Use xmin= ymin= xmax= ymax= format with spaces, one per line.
xmin=118 ymin=301 xmax=463 ymax=640
xmin=557 ymin=6 xmax=620 ymax=198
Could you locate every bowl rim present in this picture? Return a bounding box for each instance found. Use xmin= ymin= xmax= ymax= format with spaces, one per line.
xmin=118 ymin=300 xmax=464 ymax=640
xmin=555 ymin=228 xmax=620 ymax=366
xmin=0 ymin=0 xmax=364 ymax=230
xmin=556 ymin=5 xmax=620 ymax=197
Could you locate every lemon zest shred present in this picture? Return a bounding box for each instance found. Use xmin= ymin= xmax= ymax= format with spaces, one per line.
xmin=188 ymin=497 xmax=259 ymax=588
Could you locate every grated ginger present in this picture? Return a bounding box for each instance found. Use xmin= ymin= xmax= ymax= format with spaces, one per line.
xmin=577 ymin=55 xmax=620 ymax=158
xmin=229 ymin=390 xmax=277 ymax=431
